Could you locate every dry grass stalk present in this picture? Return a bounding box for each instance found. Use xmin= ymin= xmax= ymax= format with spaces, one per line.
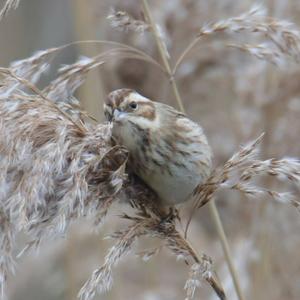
xmin=0 ymin=48 xmax=59 ymax=98
xmin=0 ymin=0 xmax=20 ymax=19
xmin=107 ymin=9 xmax=150 ymax=33
xmin=0 ymin=93 xmax=128 ymax=290
xmin=174 ymin=4 xmax=300 ymax=73
xmin=0 ymin=60 xmax=127 ymax=295
xmin=43 ymin=56 xmax=104 ymax=104
xmin=42 ymin=56 xmax=105 ymax=121
xmin=107 ymin=6 xmax=170 ymax=60
xmin=228 ymin=43 xmax=282 ymax=65
xmin=185 ymin=257 xmax=213 ymax=300
xmin=79 ymin=194 xmax=225 ymax=300
xmin=193 ymin=133 xmax=300 ymax=210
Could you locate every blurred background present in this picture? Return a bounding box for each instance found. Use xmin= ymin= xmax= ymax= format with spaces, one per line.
xmin=1 ymin=0 xmax=300 ymax=299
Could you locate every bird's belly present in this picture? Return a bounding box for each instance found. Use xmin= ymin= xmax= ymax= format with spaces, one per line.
xmin=140 ymin=167 xmax=201 ymax=205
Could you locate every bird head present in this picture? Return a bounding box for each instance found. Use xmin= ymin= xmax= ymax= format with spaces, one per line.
xmin=104 ymin=89 xmax=157 ymax=129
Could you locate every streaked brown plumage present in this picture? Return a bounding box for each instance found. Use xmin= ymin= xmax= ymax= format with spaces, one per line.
xmin=104 ymin=89 xmax=212 ymax=205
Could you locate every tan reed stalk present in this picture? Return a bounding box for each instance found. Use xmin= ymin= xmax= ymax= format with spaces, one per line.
xmin=72 ymin=0 xmax=105 ymax=121
xmin=65 ymin=226 xmax=78 ymax=300
xmin=209 ymin=201 xmax=246 ymax=300
xmin=252 ymin=68 xmax=277 ymax=299
xmin=141 ymin=0 xmax=184 ymax=113
xmin=142 ymin=1 xmax=245 ymax=300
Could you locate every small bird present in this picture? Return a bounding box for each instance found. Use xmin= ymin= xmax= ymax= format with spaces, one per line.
xmin=104 ymin=89 xmax=212 ymax=206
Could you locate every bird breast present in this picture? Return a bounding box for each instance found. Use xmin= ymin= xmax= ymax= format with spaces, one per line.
xmin=118 ymin=116 xmax=212 ymax=205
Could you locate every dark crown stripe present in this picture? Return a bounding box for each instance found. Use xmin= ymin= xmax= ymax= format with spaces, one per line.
xmin=106 ymin=88 xmax=134 ymax=107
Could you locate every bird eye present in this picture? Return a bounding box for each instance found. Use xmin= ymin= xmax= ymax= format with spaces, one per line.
xmin=129 ymin=102 xmax=138 ymax=110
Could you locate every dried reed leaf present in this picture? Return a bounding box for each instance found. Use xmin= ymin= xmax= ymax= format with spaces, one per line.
xmin=108 ymin=7 xmax=170 ymax=60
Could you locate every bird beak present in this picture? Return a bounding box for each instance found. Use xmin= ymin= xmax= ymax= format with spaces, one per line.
xmin=113 ymin=109 xmax=121 ymax=120
xmin=103 ymin=104 xmax=125 ymax=122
